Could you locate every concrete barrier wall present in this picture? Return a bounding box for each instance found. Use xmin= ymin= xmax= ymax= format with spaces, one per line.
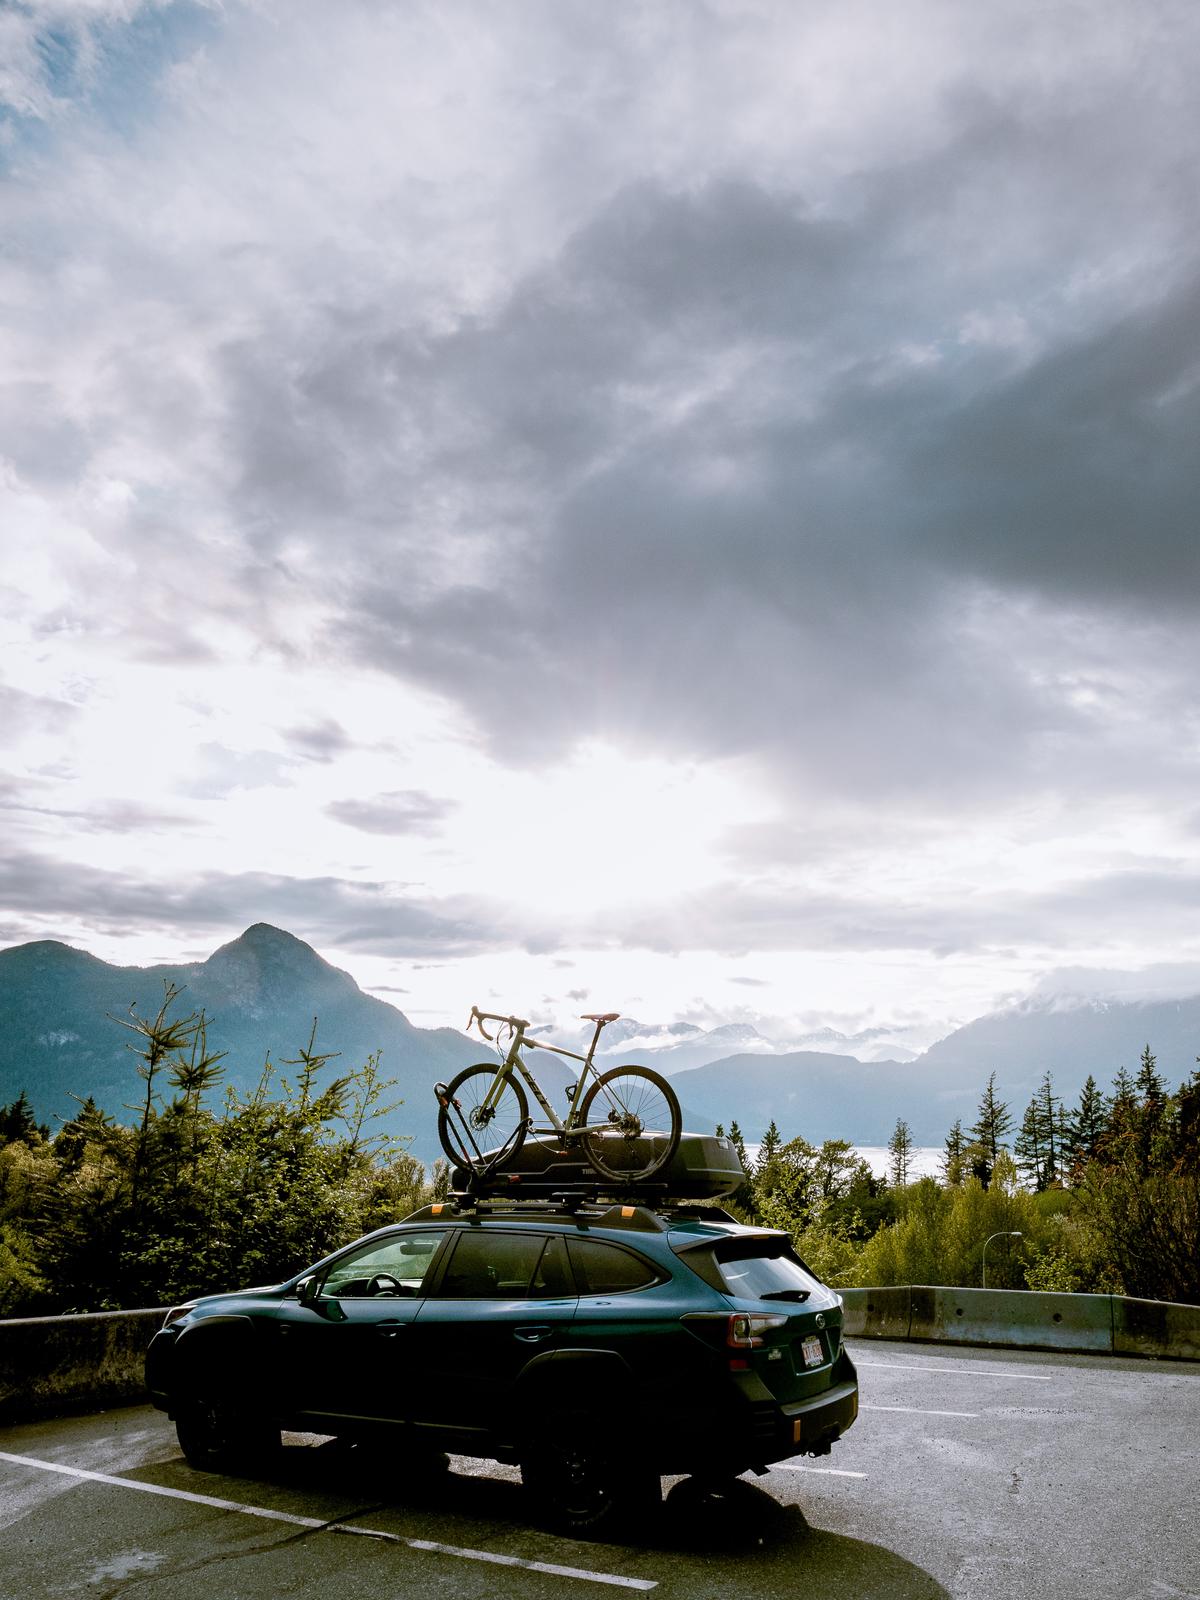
xmin=842 ymin=1286 xmax=1200 ymax=1360
xmin=1112 ymin=1295 xmax=1200 ymax=1361
xmin=841 ymin=1287 xmax=910 ymax=1339
xmin=0 ymin=1308 xmax=167 ymax=1425
xmin=909 ymin=1286 xmax=1113 ymax=1353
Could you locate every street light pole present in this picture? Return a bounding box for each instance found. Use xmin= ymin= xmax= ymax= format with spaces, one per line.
xmin=982 ymin=1231 xmax=1022 ymax=1289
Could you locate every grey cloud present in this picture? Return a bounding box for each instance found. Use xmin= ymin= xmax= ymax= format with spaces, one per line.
xmin=9 ymin=4 xmax=1200 ymax=842
xmin=301 ymin=120 xmax=1198 ymax=806
xmin=285 ymin=719 xmax=353 ymax=762
xmin=0 ymin=685 xmax=79 ymax=736
xmin=327 ymin=790 xmax=455 ymax=836
xmin=0 ymin=848 xmax=506 ymax=958
xmin=0 ymin=797 xmax=199 ymax=834
xmin=0 ymin=384 xmax=90 ymax=489
xmin=897 ymin=274 xmax=1200 ymax=613
xmin=581 ymin=863 xmax=1200 ymax=960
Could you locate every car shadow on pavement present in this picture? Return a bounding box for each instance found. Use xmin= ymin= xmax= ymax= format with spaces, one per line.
xmin=162 ymin=1439 xmax=950 ymax=1600
xmin=648 ymin=1477 xmax=950 ymax=1597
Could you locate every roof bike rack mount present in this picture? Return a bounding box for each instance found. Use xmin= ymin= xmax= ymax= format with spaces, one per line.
xmin=434 ymin=1081 xmax=531 ymax=1186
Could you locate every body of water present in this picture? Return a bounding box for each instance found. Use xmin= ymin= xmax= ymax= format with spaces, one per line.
xmin=743 ymin=1143 xmax=944 ymax=1179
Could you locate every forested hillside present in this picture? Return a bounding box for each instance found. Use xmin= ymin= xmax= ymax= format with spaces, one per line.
xmin=1 ymin=985 xmax=1196 ymax=1316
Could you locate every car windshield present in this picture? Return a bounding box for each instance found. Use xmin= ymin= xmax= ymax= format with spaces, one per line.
xmin=709 ymin=1240 xmax=823 ymax=1301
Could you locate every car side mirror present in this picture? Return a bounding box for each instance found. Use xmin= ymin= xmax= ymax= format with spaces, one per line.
xmin=296 ymin=1275 xmax=320 ymax=1308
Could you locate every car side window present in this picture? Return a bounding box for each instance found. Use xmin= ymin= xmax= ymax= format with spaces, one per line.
xmin=320 ymin=1231 xmax=444 ymax=1299
xmin=436 ymin=1231 xmax=571 ymax=1300
xmin=567 ymin=1238 xmax=661 ymax=1294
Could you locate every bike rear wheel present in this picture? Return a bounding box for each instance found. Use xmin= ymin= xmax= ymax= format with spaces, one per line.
xmin=437 ymin=1063 xmax=529 ymax=1171
xmin=578 ymin=1065 xmax=681 ymax=1183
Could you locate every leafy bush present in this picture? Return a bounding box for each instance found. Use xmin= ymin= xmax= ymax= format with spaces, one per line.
xmin=0 ymin=989 xmax=436 ymax=1315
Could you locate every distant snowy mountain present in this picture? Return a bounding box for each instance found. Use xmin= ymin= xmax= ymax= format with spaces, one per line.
xmin=778 ymin=1025 xmax=921 ymax=1064
xmin=531 ymin=1017 xmax=777 ymax=1075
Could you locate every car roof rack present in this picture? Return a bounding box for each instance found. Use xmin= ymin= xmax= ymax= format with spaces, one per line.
xmin=404 ymin=1190 xmax=739 ymax=1231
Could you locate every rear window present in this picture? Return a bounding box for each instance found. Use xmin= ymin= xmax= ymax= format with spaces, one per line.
xmin=567 ymin=1238 xmax=661 ymax=1295
xmin=683 ymin=1235 xmax=824 ymax=1300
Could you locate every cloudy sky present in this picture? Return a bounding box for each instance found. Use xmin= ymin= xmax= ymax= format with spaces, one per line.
xmin=3 ymin=0 xmax=1200 ymax=1049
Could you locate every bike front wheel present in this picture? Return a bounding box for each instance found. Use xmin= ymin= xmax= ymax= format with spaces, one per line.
xmin=437 ymin=1064 xmax=529 ymax=1171
xmin=578 ymin=1066 xmax=681 ymax=1183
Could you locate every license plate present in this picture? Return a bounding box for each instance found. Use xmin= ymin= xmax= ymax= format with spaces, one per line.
xmin=801 ymin=1334 xmax=824 ymax=1368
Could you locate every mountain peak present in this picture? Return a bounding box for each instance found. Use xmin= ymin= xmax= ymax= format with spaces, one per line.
xmin=232 ymin=923 xmax=314 ymax=954
xmin=0 ymin=939 xmax=105 ymax=971
xmin=203 ymin=924 xmax=359 ymax=1001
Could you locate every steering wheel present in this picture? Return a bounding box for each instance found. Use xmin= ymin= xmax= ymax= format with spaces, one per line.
xmin=366 ymin=1273 xmax=404 ymax=1297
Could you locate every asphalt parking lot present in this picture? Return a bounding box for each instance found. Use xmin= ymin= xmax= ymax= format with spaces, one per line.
xmin=1 ymin=1339 xmax=1197 ymax=1600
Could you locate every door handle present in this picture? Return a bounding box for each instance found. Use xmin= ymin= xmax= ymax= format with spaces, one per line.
xmin=514 ymin=1325 xmax=552 ymax=1343
xmin=376 ymin=1320 xmax=404 ymax=1338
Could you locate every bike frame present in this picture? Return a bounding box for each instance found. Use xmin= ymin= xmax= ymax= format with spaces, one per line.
xmin=470 ymin=1010 xmax=613 ymax=1140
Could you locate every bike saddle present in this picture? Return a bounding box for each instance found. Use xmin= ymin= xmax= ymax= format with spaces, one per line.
xmin=581 ymin=1012 xmax=620 ymax=1022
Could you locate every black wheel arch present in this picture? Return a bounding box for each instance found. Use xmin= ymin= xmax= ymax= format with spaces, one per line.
xmin=171 ymin=1314 xmax=262 ymax=1406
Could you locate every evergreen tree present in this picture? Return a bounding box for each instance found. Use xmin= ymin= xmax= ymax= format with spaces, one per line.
xmin=941 ymin=1118 xmax=966 ymax=1185
xmin=1135 ymin=1044 xmax=1168 ymax=1173
xmin=887 ymin=1118 xmax=913 ymax=1187
xmin=0 ymin=1091 xmax=45 ymax=1148
xmin=1037 ymin=1071 xmax=1061 ymax=1188
xmin=727 ymin=1120 xmax=748 ymax=1169
xmin=1099 ymin=1065 xmax=1138 ymax=1164
xmin=1064 ymin=1074 xmax=1107 ymax=1177
xmin=969 ymin=1073 xmax=1012 ymax=1187
xmin=722 ymin=1119 xmax=755 ymax=1217
xmin=755 ymin=1120 xmax=782 ymax=1175
xmin=1014 ymin=1097 xmax=1045 ymax=1190
xmin=1013 ymin=1074 xmax=1061 ymax=1192
xmin=1136 ymin=1043 xmax=1167 ymax=1105
xmin=1172 ymin=1066 xmax=1200 ymax=1173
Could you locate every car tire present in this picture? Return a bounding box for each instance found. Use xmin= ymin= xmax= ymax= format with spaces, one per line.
xmin=520 ymin=1419 xmax=660 ymax=1536
xmin=174 ymin=1391 xmax=280 ymax=1473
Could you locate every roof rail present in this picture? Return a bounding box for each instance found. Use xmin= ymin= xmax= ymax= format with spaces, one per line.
xmin=404 ymin=1193 xmax=738 ymax=1228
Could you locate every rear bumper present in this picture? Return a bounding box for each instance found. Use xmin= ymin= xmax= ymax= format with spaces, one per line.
xmin=656 ymin=1370 xmax=859 ymax=1476
xmin=779 ymin=1378 xmax=859 ymax=1454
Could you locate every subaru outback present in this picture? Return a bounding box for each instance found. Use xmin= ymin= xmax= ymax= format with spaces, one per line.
xmin=145 ymin=1196 xmax=858 ymax=1532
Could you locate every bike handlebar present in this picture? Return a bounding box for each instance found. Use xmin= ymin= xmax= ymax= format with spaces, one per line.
xmin=467 ymin=1005 xmax=530 ymax=1042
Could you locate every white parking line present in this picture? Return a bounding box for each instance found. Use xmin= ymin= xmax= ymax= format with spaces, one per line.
xmin=0 ymin=1452 xmax=657 ymax=1591
xmin=854 ymin=1360 xmax=1052 ymax=1382
xmin=860 ymin=1404 xmax=979 ymax=1418
xmin=772 ymin=1463 xmax=868 ymax=1479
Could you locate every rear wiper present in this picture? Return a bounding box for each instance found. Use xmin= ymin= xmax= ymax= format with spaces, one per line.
xmin=758 ymin=1289 xmax=811 ymax=1302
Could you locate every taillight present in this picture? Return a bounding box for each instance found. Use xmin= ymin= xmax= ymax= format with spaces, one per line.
xmin=726 ymin=1312 xmax=787 ymax=1349
xmin=161 ymin=1305 xmax=192 ymax=1329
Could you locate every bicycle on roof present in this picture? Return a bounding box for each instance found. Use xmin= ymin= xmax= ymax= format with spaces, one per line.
xmin=435 ymin=1007 xmax=682 ymax=1184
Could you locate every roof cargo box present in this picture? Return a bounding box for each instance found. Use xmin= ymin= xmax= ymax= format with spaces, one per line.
xmin=450 ymin=1129 xmax=745 ymax=1200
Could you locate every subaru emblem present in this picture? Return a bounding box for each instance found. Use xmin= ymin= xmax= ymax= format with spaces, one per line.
xmin=815 ymin=1312 xmax=825 ymax=1329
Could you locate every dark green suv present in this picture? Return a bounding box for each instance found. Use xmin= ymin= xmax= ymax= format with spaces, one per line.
xmin=145 ymin=1196 xmax=858 ymax=1532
